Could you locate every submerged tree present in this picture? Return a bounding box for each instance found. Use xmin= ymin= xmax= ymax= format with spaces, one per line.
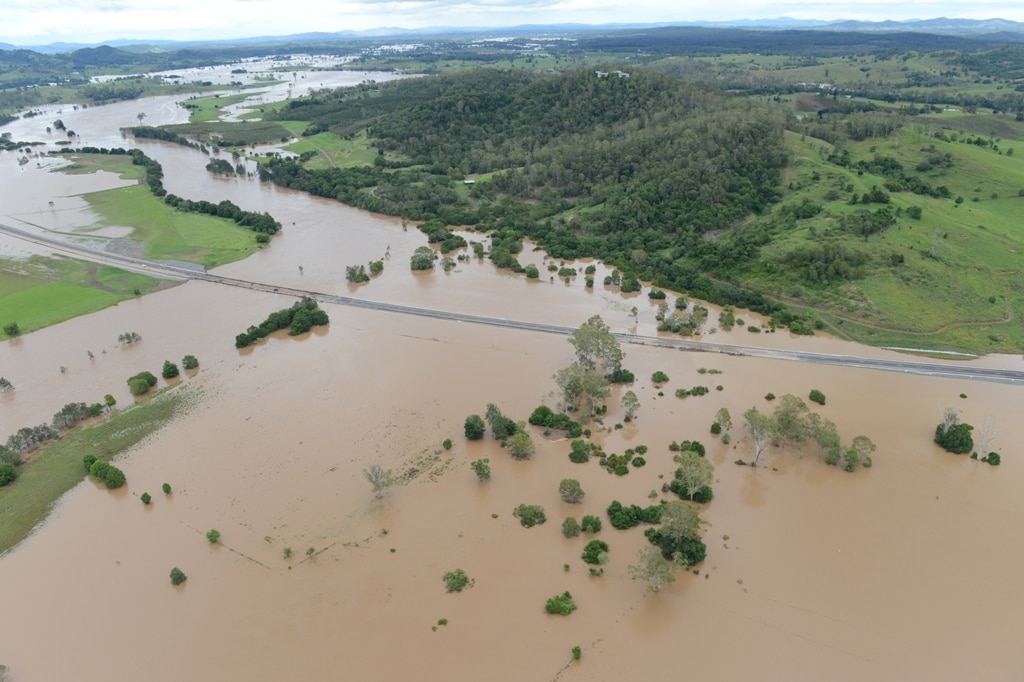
xmin=622 ymin=390 xmax=640 ymax=421
xmin=744 ymin=406 xmax=778 ymax=466
xmin=363 ymin=463 xmax=395 ymax=499
xmin=629 ymin=545 xmax=685 ymax=593
xmin=673 ymin=450 xmax=714 ymax=501
xmin=568 ymin=315 xmax=623 ymax=375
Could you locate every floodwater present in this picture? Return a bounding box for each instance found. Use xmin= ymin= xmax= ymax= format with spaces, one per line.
xmin=1 ymin=60 xmax=1023 ymax=681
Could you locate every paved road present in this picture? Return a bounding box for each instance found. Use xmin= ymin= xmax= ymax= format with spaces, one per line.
xmin=4 ymin=221 xmax=1023 ymax=385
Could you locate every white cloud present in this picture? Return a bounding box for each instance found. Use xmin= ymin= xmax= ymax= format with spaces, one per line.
xmin=2 ymin=0 xmax=1023 ymax=45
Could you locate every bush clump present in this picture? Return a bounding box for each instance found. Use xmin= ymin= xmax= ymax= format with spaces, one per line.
xmin=607 ymin=500 xmax=663 ymax=530
xmin=464 ymin=414 xmax=486 ymax=440
xmin=442 ymin=568 xmax=473 ymax=593
xmin=581 ymin=539 xmax=609 ymax=565
xmin=141 ymin=492 xmax=152 ymax=505
xmin=562 ymin=516 xmax=581 ymax=538
xmin=513 ymin=504 xmax=547 ymax=528
xmin=182 ymin=355 xmax=199 ymax=370
xmin=470 ymin=458 xmax=491 ymax=481
xmin=568 ymin=439 xmax=594 ymax=464
xmin=528 ymin=405 xmax=582 ymax=437
xmin=808 ymin=389 xmax=826 ymax=406
xmin=169 ymin=567 xmax=187 ymax=586
xmin=545 ymin=591 xmax=577 ymax=615
xmin=127 ymin=371 xmax=158 ymax=396
xmin=935 ymin=422 xmax=974 ymax=454
xmin=580 ymin=515 xmax=602 ymax=534
xmin=0 ymin=462 xmax=17 ymax=486
xmin=162 ymin=361 xmax=180 ymax=379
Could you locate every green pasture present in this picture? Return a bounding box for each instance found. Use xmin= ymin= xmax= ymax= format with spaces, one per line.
xmin=282 ymin=127 xmax=378 ymax=169
xmin=749 ymin=124 xmax=1024 ymax=352
xmin=0 ymin=388 xmax=188 ymax=556
xmin=0 ymin=258 xmax=162 ymax=338
xmin=65 ymin=153 xmax=261 ymax=268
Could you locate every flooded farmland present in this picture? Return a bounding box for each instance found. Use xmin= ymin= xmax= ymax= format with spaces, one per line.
xmin=1 ymin=61 xmax=1023 ymax=681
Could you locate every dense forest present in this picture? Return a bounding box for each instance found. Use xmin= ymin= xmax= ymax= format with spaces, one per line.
xmin=264 ymin=67 xmax=799 ymax=321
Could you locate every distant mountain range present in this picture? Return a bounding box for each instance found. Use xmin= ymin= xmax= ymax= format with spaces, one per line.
xmin=3 ymin=17 xmax=1024 ymax=53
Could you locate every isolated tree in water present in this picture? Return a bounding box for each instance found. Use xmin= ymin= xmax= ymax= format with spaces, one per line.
xmin=363 ymin=464 xmax=395 ymax=499
xmin=744 ymin=407 xmax=777 ymax=466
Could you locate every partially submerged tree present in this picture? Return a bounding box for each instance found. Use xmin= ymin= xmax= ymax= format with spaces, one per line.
xmin=506 ymin=430 xmax=536 ymax=460
xmin=629 ymin=545 xmax=685 ymax=593
xmin=744 ymin=406 xmax=778 ymax=466
xmin=363 ymin=464 xmax=395 ymax=499
xmin=552 ymin=362 xmax=609 ymax=424
xmin=484 ymin=403 xmax=517 ymax=440
xmin=621 ymin=390 xmax=640 ymax=421
xmin=672 ymin=450 xmax=714 ymax=501
xmin=569 ymin=315 xmax=623 ymax=375
xmin=938 ymin=406 xmax=961 ymax=434
xmin=973 ymin=417 xmax=999 ymax=455
xmin=714 ymin=407 xmax=732 ymax=434
xmin=559 ymin=478 xmax=585 ymax=503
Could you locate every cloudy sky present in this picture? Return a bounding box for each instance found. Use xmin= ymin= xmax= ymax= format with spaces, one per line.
xmin=3 ymin=0 xmax=1024 ymax=46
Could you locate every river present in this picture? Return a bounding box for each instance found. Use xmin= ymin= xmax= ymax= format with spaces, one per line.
xmin=0 ymin=58 xmax=1022 ymax=681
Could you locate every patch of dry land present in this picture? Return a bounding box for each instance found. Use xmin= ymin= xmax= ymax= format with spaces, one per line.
xmin=1 ymin=267 xmax=1022 ymax=681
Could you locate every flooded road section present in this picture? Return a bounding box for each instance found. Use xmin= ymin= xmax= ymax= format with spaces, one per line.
xmin=1 ymin=63 xmax=1023 ymax=680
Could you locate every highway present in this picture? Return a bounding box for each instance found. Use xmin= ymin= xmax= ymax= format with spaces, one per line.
xmin=3 ymin=220 xmax=1024 ymax=386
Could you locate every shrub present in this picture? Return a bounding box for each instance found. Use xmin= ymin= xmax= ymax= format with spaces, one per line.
xmin=470 ymin=458 xmax=491 ymax=481
xmin=935 ymin=422 xmax=974 ymax=454
xmin=513 ymin=504 xmax=546 ymax=528
xmin=141 ymin=492 xmax=152 ymax=505
xmin=0 ymin=463 xmax=17 ymax=486
xmin=169 ymin=567 xmax=187 ymax=586
xmin=442 ymin=438 xmax=453 ymax=450
xmin=162 ymin=361 xmax=180 ymax=379
xmin=525 ymin=264 xmax=539 ymax=279
xmin=985 ymin=452 xmax=1001 ymax=466
xmin=89 ymin=459 xmax=111 ymax=480
xmin=562 ymin=517 xmax=581 ymax=538
xmin=632 ymin=456 xmax=646 ymax=468
xmin=545 ymin=591 xmax=577 ymax=615
xmin=808 ymin=389 xmax=826 ymax=406
xmin=104 ymin=466 xmax=126 ymax=489
xmin=83 ymin=453 xmax=98 ymax=471
xmin=568 ymin=440 xmax=592 ymax=463
xmin=442 ymin=568 xmax=473 ymax=592
xmin=606 ymin=368 xmax=635 ymax=383
xmin=607 ymin=501 xmax=663 ymax=529
xmin=464 ymin=414 xmax=486 ymax=440
xmin=764 ymin=392 xmax=776 ymax=401
xmin=580 ymin=515 xmax=602 ymax=534
xmin=206 ymin=529 xmax=221 ymax=544
xmin=651 ymin=371 xmax=669 ymax=384
xmin=572 ymin=646 xmax=582 ymax=661
xmin=181 ymin=355 xmax=199 ymax=370
xmin=559 ymin=479 xmax=585 ymax=503
xmin=710 ymin=422 xmax=722 ymax=434
xmin=162 ymin=482 xmax=172 ymax=494
xmin=581 ymin=539 xmax=609 ymax=565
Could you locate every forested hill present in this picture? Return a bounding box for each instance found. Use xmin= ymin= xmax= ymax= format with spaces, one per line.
xmin=265 ymin=67 xmax=791 ymax=317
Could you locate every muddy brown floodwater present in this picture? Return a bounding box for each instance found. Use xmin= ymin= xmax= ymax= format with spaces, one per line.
xmin=2 ymin=64 xmax=1024 ymax=681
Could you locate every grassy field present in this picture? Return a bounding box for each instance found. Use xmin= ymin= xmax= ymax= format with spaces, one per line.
xmin=0 ymin=257 xmax=164 ymax=339
xmin=68 ymin=154 xmax=262 ymax=268
xmin=0 ymin=387 xmax=189 ymax=556
xmin=181 ymin=92 xmax=258 ymax=123
xmin=281 ymin=126 xmax=378 ymax=169
xmin=744 ymin=118 xmax=1024 ymax=353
